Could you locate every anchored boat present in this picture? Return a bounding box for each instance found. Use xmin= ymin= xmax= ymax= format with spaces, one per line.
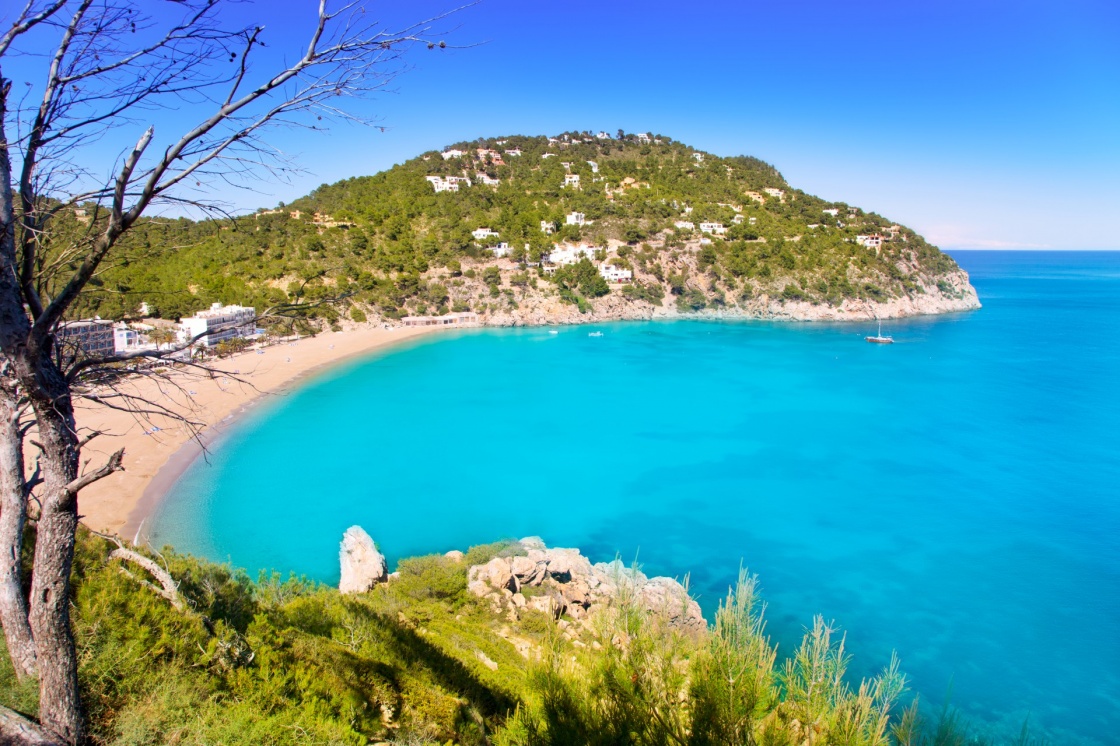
xmin=865 ymin=320 xmax=894 ymax=344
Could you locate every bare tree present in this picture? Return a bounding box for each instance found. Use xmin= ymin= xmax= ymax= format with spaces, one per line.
xmin=0 ymin=1 xmax=461 ymax=741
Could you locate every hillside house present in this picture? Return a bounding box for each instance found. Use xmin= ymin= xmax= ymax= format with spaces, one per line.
xmin=505 ymin=148 xmax=522 ymax=157
xmin=441 ymin=149 xmax=465 ymax=160
xmin=488 ymin=243 xmax=512 ymax=257
xmin=732 ymin=214 xmax=745 ymax=224
xmin=823 ymin=208 xmax=840 ymax=217
xmin=856 ymin=234 xmax=884 ymax=250
xmin=566 ymin=211 xmax=586 ymax=226
xmin=426 ymin=175 xmax=472 ymax=193
xmin=674 ymin=220 xmax=696 ymax=230
xmin=636 ymin=133 xmax=651 ymax=143
xmin=596 ymin=131 xmax=612 ymax=139
xmin=599 ymin=265 xmax=632 ymax=283
xmin=541 ymin=153 xmax=556 ymax=159
xmin=548 ymin=243 xmax=599 ymax=266
xmin=540 ymin=220 xmax=555 ymax=235
xmin=587 ymin=160 xmax=599 ymax=173
xmin=764 ymin=188 xmax=785 ymax=199
xmin=475 ymin=173 xmax=501 ymax=187
xmin=700 ymin=222 xmax=727 ymax=235
xmin=472 ymin=227 xmax=500 ymax=240
xmin=563 ymin=174 xmax=581 ymax=188
xmin=692 ymin=153 xmax=704 ymax=164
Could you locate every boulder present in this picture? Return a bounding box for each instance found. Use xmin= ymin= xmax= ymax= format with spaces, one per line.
xmin=469 ymin=557 xmax=518 ymax=593
xmin=339 ymin=526 xmax=388 ymax=594
xmin=444 ymin=550 xmax=465 ymax=562
xmin=510 ymin=555 xmax=548 ymax=586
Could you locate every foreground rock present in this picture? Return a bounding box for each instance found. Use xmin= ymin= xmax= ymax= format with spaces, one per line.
xmin=468 ymin=539 xmax=705 ymax=635
xmin=339 ymin=526 xmax=388 ymax=594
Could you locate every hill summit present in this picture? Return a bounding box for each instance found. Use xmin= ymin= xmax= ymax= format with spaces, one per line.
xmin=76 ymin=131 xmax=979 ymax=325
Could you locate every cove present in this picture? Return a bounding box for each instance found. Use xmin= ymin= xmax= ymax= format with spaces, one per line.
xmin=150 ymin=251 xmax=1120 ymax=744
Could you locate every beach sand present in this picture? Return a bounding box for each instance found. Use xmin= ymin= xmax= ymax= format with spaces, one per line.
xmin=75 ymin=325 xmax=443 ymax=539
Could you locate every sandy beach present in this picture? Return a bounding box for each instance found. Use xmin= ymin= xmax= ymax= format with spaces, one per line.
xmin=75 ymin=325 xmax=443 ymax=539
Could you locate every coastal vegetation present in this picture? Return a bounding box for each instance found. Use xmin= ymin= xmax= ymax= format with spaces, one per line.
xmin=0 ymin=530 xmax=1012 ymax=746
xmin=52 ymin=133 xmax=972 ymax=327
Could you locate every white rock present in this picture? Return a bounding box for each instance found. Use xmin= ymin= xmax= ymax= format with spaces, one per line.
xmin=339 ymin=526 xmax=388 ymax=594
xmin=444 ymin=550 xmax=465 ymax=562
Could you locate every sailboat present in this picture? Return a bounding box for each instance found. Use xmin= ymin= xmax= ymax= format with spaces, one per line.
xmin=865 ymin=320 xmax=894 ymax=344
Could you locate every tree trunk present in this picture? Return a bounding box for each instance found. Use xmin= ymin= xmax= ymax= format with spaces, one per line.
xmin=0 ymin=703 xmax=67 ymax=745
xmin=26 ymin=390 xmax=82 ymax=746
xmin=0 ymin=386 xmax=35 ymax=680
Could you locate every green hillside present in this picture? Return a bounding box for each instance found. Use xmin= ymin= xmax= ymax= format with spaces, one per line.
xmin=65 ymin=132 xmax=971 ymax=325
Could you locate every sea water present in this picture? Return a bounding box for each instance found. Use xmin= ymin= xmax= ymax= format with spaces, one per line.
xmin=151 ymin=251 xmax=1120 ymax=744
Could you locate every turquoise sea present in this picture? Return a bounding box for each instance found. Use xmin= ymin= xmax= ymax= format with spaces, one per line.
xmin=152 ymin=251 xmax=1120 ymax=743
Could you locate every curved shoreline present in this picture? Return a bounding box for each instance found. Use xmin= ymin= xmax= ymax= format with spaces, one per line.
xmin=83 ymin=298 xmax=981 ymax=542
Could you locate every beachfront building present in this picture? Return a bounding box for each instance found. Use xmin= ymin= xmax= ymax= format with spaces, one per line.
xmin=856 ymin=234 xmax=884 ymax=250
xmin=472 ymin=227 xmax=500 ymax=241
xmin=700 ymin=222 xmax=727 ymax=235
xmin=599 ymin=265 xmax=632 ymax=283
xmin=112 ymin=323 xmax=158 ymax=354
xmin=441 ymin=149 xmax=465 ymax=160
xmin=401 ymin=312 xmax=478 ymax=328
xmin=57 ymin=318 xmax=115 ymax=357
xmin=566 ymin=211 xmax=586 ymax=226
xmin=178 ymin=303 xmax=257 ymax=348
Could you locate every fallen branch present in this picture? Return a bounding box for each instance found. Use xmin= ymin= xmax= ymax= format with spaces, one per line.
xmin=0 ymin=704 xmax=66 ymax=745
xmin=108 ymin=547 xmax=183 ymax=611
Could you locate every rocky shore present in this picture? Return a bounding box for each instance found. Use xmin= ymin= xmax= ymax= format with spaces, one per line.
xmin=338 ymin=528 xmax=705 ymax=638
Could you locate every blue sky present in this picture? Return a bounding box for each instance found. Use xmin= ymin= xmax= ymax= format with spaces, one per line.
xmin=6 ymin=0 xmax=1119 ymax=249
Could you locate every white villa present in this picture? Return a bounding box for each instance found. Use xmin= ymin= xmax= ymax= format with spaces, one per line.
xmin=426 ymin=175 xmax=472 ymax=193
xmin=472 ymin=227 xmax=500 ymax=240
xmin=596 ymin=131 xmax=612 ymax=139
xmin=700 ymin=222 xmax=727 ymax=235
xmin=505 ymin=148 xmax=522 ymax=157
xmin=636 ymin=133 xmax=651 ymax=143
xmin=563 ymin=174 xmax=581 ymax=188
xmin=475 ymin=173 xmax=501 ymax=187
xmin=693 ymin=153 xmax=704 ymax=163
xmin=548 ymin=243 xmax=599 ymax=266
xmin=674 ymin=220 xmax=696 ymax=230
xmin=599 ymin=265 xmax=632 ymax=283
xmin=488 ymin=243 xmax=512 ymax=257
xmin=113 ymin=323 xmax=157 ymax=354
xmin=540 ymin=220 xmax=555 ymax=234
xmin=178 ymin=303 xmax=257 ymax=348
xmin=856 ymin=234 xmax=884 ymax=250
xmin=587 ymin=160 xmax=599 ymax=173
xmin=764 ymin=188 xmax=785 ymax=199
xmin=823 ymin=208 xmax=840 ymax=217
xmin=565 ymin=211 xmax=586 ymax=226
xmin=441 ymin=149 xmax=465 ymax=160
xmin=541 ymin=153 xmax=556 ymax=159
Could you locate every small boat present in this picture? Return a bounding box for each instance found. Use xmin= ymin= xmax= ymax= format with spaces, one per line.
xmin=548 ymin=330 xmax=558 ymax=335
xmin=865 ymin=320 xmax=893 ymax=344
xmin=588 ymin=331 xmax=603 ymax=337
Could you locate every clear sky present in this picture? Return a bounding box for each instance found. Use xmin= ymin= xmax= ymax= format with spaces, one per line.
xmin=6 ymin=0 xmax=1119 ymax=249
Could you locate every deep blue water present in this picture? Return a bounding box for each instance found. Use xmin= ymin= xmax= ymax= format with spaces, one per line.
xmin=152 ymin=251 xmax=1120 ymax=744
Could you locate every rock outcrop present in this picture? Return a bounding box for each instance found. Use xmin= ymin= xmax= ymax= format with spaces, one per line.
xmin=339 ymin=526 xmax=388 ymax=594
xmin=467 ymin=539 xmax=705 ymax=635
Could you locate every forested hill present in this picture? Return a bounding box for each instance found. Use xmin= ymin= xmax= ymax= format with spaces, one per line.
xmin=69 ymin=131 xmax=978 ymax=325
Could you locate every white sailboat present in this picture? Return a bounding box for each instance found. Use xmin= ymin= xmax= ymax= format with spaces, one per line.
xmin=865 ymin=319 xmax=894 ymax=344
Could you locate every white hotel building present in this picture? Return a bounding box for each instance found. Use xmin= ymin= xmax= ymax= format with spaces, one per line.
xmin=178 ymin=303 xmax=257 ymax=347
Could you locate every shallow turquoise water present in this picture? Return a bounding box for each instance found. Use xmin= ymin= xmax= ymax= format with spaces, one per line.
xmin=152 ymin=251 xmax=1120 ymax=743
